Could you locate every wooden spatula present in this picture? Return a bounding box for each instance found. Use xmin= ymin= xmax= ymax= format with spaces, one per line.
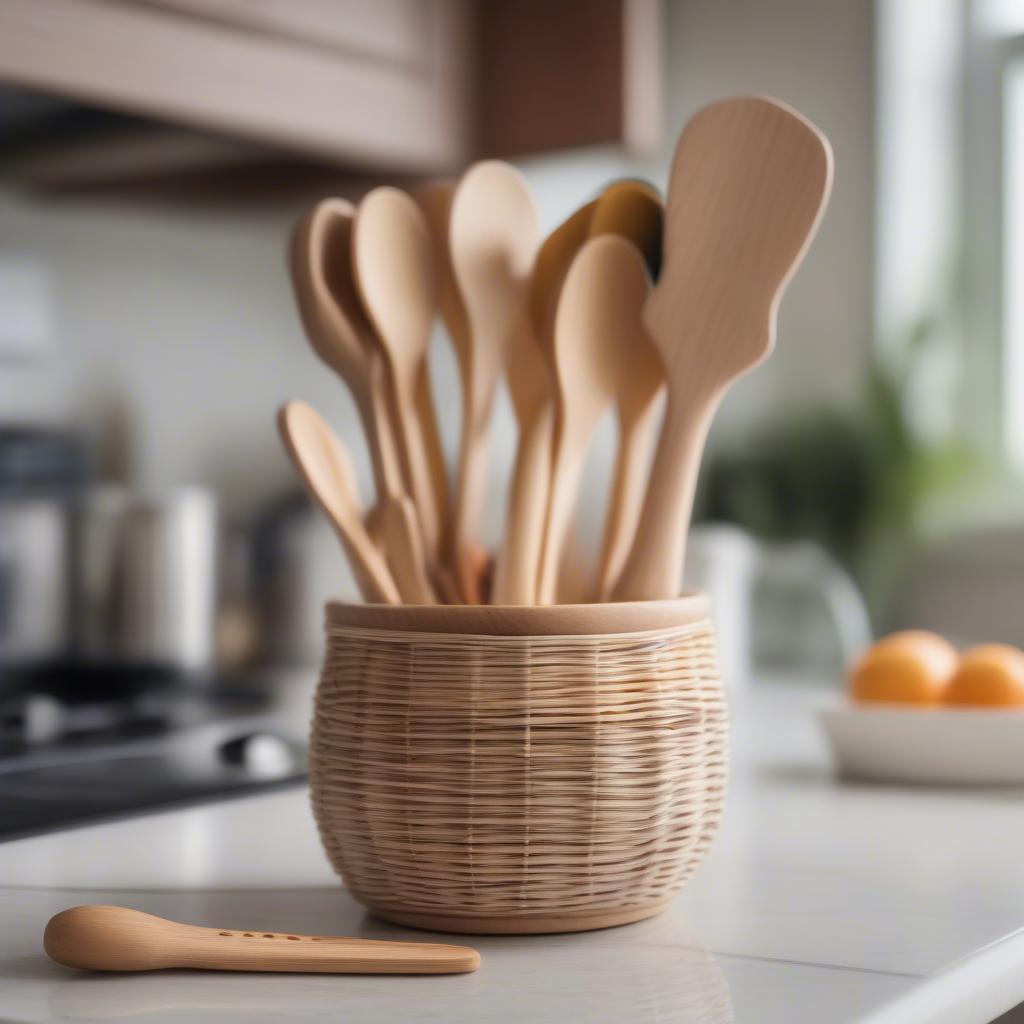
xmin=612 ymin=96 xmax=833 ymax=601
xmin=536 ymin=235 xmax=652 ymax=604
xmin=447 ymin=161 xmax=539 ymax=602
xmin=277 ymin=401 xmax=401 ymax=605
xmin=45 ymin=906 xmax=479 ymax=975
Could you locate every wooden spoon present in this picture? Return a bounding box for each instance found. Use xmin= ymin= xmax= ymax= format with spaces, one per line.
xmin=352 ymin=187 xmax=443 ymax=564
xmin=489 ymin=200 xmax=596 ymax=604
xmin=414 ymin=181 xmax=472 ymax=602
xmin=588 ymin=178 xmax=663 ymax=277
xmin=528 ymin=199 xmax=598 ymax=347
xmin=587 ymin=180 xmax=667 ymax=599
xmin=536 ymin=235 xmax=652 ymax=604
xmin=612 ymin=96 xmax=833 ymax=601
xmin=447 ymin=161 xmax=539 ymax=603
xmin=289 ymin=199 xmax=404 ymax=501
xmin=490 ymin=309 xmax=555 ymax=604
xmin=379 ymin=494 xmax=438 ymax=604
xmin=45 ymin=905 xmax=479 ymax=975
xmin=277 ymin=401 xmax=400 ymax=605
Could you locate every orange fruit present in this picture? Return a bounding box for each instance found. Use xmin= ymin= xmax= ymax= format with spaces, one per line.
xmin=849 ymin=630 xmax=958 ymax=705
xmin=944 ymin=644 xmax=1024 ymax=707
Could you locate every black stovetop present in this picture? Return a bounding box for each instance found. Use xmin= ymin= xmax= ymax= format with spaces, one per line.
xmin=0 ymin=680 xmax=307 ymax=841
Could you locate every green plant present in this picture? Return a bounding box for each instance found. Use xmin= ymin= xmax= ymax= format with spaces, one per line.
xmin=697 ymin=318 xmax=972 ymax=602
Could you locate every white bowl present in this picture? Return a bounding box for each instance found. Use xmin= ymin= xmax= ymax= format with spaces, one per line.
xmin=819 ymin=702 xmax=1024 ymax=786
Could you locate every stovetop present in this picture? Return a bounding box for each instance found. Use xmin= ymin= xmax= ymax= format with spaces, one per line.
xmin=0 ymin=683 xmax=307 ymax=841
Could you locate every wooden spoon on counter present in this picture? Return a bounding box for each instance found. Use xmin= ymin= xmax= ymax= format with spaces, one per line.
xmin=277 ymin=401 xmax=401 ymax=605
xmin=611 ymin=96 xmax=833 ymax=601
xmin=536 ymin=235 xmax=652 ymax=604
xmin=587 ymin=180 xmax=666 ymax=600
xmin=352 ymin=187 xmax=443 ymax=565
xmin=45 ymin=905 xmax=479 ymax=975
xmin=447 ymin=161 xmax=540 ymax=602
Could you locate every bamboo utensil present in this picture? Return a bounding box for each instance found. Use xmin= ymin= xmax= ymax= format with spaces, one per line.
xmin=45 ymin=905 xmax=480 ymax=975
xmin=612 ymin=96 xmax=833 ymax=601
xmin=588 ymin=178 xmax=663 ymax=276
xmin=490 ymin=199 xmax=596 ymax=605
xmin=352 ymin=187 xmax=443 ymax=563
xmin=277 ymin=401 xmax=401 ymax=605
xmin=289 ymin=198 xmax=404 ymax=501
xmin=447 ymin=161 xmax=539 ymax=602
xmin=528 ymin=199 xmax=597 ymax=346
xmin=414 ymin=180 xmax=472 ymax=602
xmin=536 ymin=235 xmax=652 ymax=604
xmin=491 ymin=310 xmax=555 ymax=604
xmin=379 ymin=494 xmax=438 ymax=604
xmin=587 ymin=180 xmax=666 ymax=600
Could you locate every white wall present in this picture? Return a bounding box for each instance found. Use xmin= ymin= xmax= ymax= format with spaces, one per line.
xmin=0 ymin=0 xmax=875 ymax=535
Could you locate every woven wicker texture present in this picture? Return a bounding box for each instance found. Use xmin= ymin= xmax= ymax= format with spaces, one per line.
xmin=310 ymin=612 xmax=727 ymax=931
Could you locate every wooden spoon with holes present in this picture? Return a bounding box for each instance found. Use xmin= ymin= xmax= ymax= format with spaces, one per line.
xmin=612 ymin=96 xmax=833 ymax=601
xmin=45 ymin=905 xmax=479 ymax=975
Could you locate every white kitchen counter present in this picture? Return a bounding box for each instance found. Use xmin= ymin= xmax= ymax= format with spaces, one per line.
xmin=2 ymin=685 xmax=1023 ymax=1024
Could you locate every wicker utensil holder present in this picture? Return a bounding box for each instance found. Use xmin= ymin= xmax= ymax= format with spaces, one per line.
xmin=310 ymin=596 xmax=727 ymax=934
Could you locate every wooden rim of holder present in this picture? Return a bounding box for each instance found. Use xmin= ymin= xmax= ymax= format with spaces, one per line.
xmin=325 ymin=593 xmax=710 ymax=636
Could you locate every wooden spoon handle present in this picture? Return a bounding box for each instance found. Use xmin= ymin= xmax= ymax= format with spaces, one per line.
xmin=45 ymin=906 xmax=479 ymax=975
xmin=380 ymin=495 xmax=439 ymax=604
xmin=611 ymin=389 xmax=717 ymax=601
xmin=536 ymin=416 xmax=590 ymax=605
xmin=449 ymin=383 xmax=497 ymax=603
xmin=596 ymin=400 xmax=662 ymax=600
xmin=416 ymin=363 xmax=449 ymax=555
xmin=492 ymin=404 xmax=554 ymax=604
xmin=364 ymin=352 xmax=408 ymax=499
xmin=391 ymin=372 xmax=442 ymax=563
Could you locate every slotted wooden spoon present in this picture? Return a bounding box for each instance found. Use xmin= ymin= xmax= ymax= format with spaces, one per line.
xmin=277 ymin=400 xmax=400 ymax=605
xmin=447 ymin=161 xmax=539 ymax=602
xmin=587 ymin=180 xmax=666 ymax=599
xmin=45 ymin=905 xmax=479 ymax=975
xmin=536 ymin=235 xmax=652 ymax=604
xmin=612 ymin=96 xmax=833 ymax=600
xmin=353 ymin=187 xmax=443 ymax=564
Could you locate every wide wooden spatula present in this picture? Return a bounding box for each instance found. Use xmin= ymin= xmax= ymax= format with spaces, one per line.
xmin=611 ymin=96 xmax=833 ymax=601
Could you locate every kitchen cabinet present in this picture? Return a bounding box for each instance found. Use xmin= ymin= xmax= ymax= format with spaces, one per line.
xmin=0 ymin=0 xmax=661 ymax=178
